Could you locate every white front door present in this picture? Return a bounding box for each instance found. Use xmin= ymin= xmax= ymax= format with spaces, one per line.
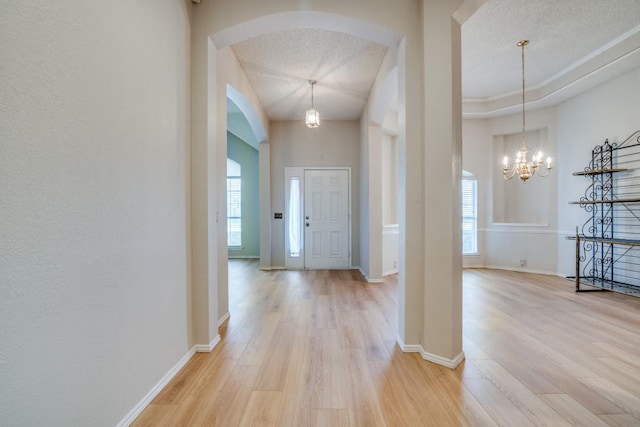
xmin=303 ymin=169 xmax=350 ymax=269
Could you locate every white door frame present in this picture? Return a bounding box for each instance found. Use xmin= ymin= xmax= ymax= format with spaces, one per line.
xmin=285 ymin=167 xmax=352 ymax=269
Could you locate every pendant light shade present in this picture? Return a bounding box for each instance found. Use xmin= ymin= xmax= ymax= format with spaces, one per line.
xmin=305 ymin=80 xmax=320 ymax=128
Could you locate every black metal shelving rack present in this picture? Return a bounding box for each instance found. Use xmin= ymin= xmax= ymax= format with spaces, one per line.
xmin=569 ymin=131 xmax=640 ymax=296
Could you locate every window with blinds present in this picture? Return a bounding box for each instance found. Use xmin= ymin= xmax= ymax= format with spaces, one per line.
xmin=462 ymin=173 xmax=477 ymax=255
xmin=227 ymin=158 xmax=242 ymax=247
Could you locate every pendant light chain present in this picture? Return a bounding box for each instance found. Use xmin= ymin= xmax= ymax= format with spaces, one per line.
xmin=521 ymin=40 xmax=526 ymax=149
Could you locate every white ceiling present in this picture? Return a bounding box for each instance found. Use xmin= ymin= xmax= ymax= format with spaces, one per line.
xmin=231 ymin=28 xmax=388 ymax=122
xmin=230 ymin=0 xmax=640 ymax=122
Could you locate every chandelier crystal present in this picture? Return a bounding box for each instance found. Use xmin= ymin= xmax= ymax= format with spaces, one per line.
xmin=502 ymin=40 xmax=552 ymax=182
xmin=305 ymin=80 xmax=320 ymax=128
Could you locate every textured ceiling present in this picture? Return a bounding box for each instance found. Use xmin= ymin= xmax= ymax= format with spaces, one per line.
xmin=231 ymin=28 xmax=388 ymax=122
xmin=229 ymin=0 xmax=640 ymax=122
xmin=462 ymin=0 xmax=640 ymax=99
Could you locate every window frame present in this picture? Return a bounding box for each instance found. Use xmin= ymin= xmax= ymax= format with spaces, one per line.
xmin=462 ymin=171 xmax=478 ymax=255
xmin=227 ymin=158 xmax=242 ymax=248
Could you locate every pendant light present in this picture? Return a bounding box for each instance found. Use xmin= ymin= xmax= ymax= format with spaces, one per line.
xmin=305 ymin=80 xmax=320 ymax=128
xmin=502 ymin=40 xmax=552 ymax=182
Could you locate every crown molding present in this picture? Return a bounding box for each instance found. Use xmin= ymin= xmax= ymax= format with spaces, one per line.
xmin=463 ymin=25 xmax=640 ymax=119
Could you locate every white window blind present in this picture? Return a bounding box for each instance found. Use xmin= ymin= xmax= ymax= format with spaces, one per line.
xmin=227 ymin=158 xmax=241 ymax=247
xmin=462 ymin=174 xmax=477 ymax=255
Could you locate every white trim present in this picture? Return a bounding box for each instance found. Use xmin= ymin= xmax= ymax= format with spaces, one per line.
xmin=382 ymin=224 xmax=399 ymax=235
xmin=462 ymin=28 xmax=640 ymax=118
xmin=396 ymin=336 xmax=465 ymax=369
xmin=195 ymin=335 xmax=221 ymax=353
xmin=116 ymin=347 xmax=197 ymax=427
xmin=483 ymin=265 xmax=558 ymax=276
xmin=490 ymin=223 xmax=549 ymax=227
xmin=421 ymin=350 xmax=465 ymax=369
xmin=228 ymin=255 xmax=259 ymax=259
xmin=359 ymin=267 xmax=383 ymax=283
xmin=218 ymin=312 xmax=230 ymax=327
xmin=482 ymin=227 xmax=558 ymax=235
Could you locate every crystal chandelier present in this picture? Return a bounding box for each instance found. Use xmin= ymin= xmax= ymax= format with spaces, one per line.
xmin=502 ymin=40 xmax=552 ymax=182
xmin=305 ymin=80 xmax=320 ymax=128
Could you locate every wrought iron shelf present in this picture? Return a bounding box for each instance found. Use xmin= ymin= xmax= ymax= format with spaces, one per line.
xmin=566 ymin=236 xmax=640 ymax=246
xmin=572 ymin=168 xmax=628 ymax=176
xmin=576 ymin=277 xmax=640 ymax=295
xmin=569 ymin=198 xmax=640 ymax=204
xmin=570 ymin=130 xmax=640 ymax=297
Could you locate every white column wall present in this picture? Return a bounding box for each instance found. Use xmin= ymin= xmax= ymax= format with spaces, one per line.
xmin=421 ymin=0 xmax=465 ymax=364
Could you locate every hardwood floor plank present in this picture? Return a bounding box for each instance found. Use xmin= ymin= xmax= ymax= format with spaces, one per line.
xmin=254 ymin=321 xmax=295 ymax=391
xmin=312 ymin=408 xmax=350 ymax=427
xmin=130 ymin=403 xmax=176 ymax=427
xmin=599 ymin=413 xmax=640 ymax=427
xmin=463 ymin=378 xmax=537 ymax=427
xmin=580 ymin=377 xmax=640 ymax=419
xmin=472 ymin=359 xmax=572 ymax=426
xmin=239 ymin=391 xmax=282 ymax=427
xmin=539 ymin=394 xmax=610 ymax=427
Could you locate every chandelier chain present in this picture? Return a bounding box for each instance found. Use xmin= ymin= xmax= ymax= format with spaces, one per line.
xmin=521 ymin=41 xmax=526 ymax=149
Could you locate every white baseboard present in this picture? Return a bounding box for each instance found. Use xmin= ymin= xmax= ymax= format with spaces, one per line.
xmin=382 ymin=269 xmax=398 ymax=276
xmin=484 ymin=264 xmax=558 ymax=276
xmin=218 ymin=312 xmax=230 ymax=327
xmin=116 ymin=346 xmax=197 ymax=427
xmin=195 ymin=335 xmax=221 ymax=353
xmin=358 ymin=267 xmax=383 ymax=283
xmin=260 ymin=266 xmax=286 ymax=271
xmin=396 ymin=336 xmax=465 ymax=369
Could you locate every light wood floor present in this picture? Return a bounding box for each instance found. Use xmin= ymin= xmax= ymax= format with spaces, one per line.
xmin=133 ymin=261 xmax=640 ymax=426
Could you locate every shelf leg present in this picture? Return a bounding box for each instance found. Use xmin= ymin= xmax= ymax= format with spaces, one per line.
xmin=575 ymin=227 xmax=580 ymax=292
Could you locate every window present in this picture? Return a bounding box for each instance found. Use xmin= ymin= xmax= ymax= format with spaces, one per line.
xmin=288 ymin=177 xmax=301 ymax=257
xmin=227 ymin=158 xmax=241 ymax=247
xmin=462 ymin=171 xmax=477 ymax=255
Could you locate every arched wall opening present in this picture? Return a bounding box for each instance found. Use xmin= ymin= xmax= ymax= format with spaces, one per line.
xmin=190 ymin=0 xmax=480 ymax=367
xmin=226 ymin=88 xmax=265 ymax=263
xmin=204 ymin=10 xmax=411 ymax=351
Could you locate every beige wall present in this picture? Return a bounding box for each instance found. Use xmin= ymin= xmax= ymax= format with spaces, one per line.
xmin=269 ymin=120 xmax=361 ymax=267
xmin=0 ymin=0 xmax=193 ymax=425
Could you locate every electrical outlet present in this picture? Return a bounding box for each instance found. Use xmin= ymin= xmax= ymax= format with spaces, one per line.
xmin=393 ymin=260 xmax=397 ymax=269
xmin=520 ymin=259 xmax=527 ymax=267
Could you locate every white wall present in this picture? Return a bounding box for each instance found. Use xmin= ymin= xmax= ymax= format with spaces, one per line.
xmin=361 ymin=47 xmax=398 ymax=282
xmin=269 ymin=120 xmax=361 ymax=268
xmin=556 ymin=66 xmax=640 ymax=276
xmin=0 ymin=1 xmax=192 ymax=425
xmin=465 ymin=106 xmax=559 ymax=274
xmin=463 ymin=65 xmax=640 ymax=276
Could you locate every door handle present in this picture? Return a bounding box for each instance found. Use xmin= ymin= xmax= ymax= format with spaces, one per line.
xmin=306 ymin=223 xmax=310 ymax=227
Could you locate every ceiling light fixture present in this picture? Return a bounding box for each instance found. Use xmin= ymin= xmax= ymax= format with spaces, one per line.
xmin=502 ymin=40 xmax=552 ymax=182
xmin=305 ymin=80 xmax=320 ymax=128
